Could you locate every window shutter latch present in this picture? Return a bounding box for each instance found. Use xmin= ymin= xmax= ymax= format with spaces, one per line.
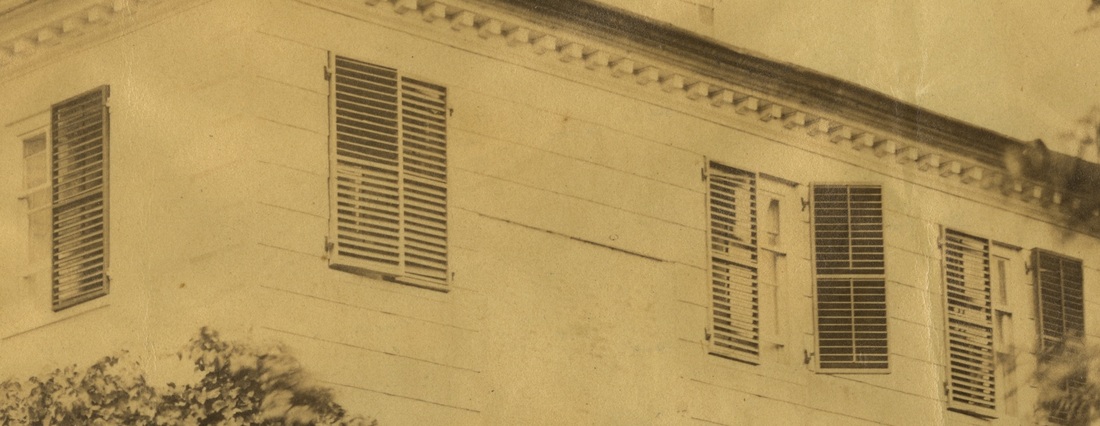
xmin=324 ymin=66 xmax=332 ymax=82
xmin=800 ymin=197 xmax=809 ymax=212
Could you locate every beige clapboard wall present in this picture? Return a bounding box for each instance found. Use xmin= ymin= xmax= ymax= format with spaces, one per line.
xmin=1 ymin=1 xmax=1098 ymax=425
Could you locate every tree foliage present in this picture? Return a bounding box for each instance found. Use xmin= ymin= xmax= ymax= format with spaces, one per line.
xmin=0 ymin=327 xmax=376 ymax=425
xmin=1034 ymin=339 xmax=1100 ymax=425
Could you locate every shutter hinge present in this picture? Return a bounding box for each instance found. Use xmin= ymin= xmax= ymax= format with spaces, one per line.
xmin=324 ymin=66 xmax=332 ymax=82
xmin=802 ymin=349 xmax=814 ymax=365
xmin=800 ymin=197 xmax=809 ymax=212
xmin=701 ymin=166 xmax=707 ymax=182
xmin=324 ymin=236 xmax=334 ymax=253
xmin=1024 ymin=261 xmax=1033 ymax=275
xmin=704 ymin=328 xmax=711 ymax=341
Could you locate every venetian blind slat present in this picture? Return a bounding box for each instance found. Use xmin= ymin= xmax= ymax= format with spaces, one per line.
xmin=50 ymin=87 xmax=109 ymax=311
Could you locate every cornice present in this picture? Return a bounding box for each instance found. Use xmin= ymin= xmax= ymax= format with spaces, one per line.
xmin=0 ymin=0 xmax=158 ymax=69
xmin=2 ymin=0 xmax=1096 ymax=232
xmin=344 ymin=0 xmax=1099 ymax=231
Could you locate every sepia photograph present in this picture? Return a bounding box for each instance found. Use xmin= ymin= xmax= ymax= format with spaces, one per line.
xmin=2 ymin=0 xmax=1100 ymax=424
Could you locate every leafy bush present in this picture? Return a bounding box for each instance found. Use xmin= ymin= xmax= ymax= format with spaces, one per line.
xmin=1035 ymin=339 xmax=1097 ymax=425
xmin=0 ymin=327 xmax=375 ymax=425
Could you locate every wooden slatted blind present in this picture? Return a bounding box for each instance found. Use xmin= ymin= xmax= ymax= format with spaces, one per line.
xmin=811 ymin=184 xmax=887 ymax=371
xmin=705 ymin=162 xmax=759 ymax=363
xmin=1035 ymin=250 xmax=1085 ymax=352
xmin=1034 ymin=249 xmax=1086 ymax=424
xmin=50 ymin=87 xmax=110 ymax=311
xmin=943 ymin=229 xmax=996 ymax=416
xmin=328 ymin=55 xmax=449 ymax=290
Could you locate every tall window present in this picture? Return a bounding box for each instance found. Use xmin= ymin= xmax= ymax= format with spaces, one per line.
xmin=705 ymin=162 xmax=759 ymax=364
xmin=23 ymin=135 xmax=50 ymax=266
xmin=327 ymin=55 xmax=450 ymax=291
xmin=1033 ymin=249 xmax=1085 ymax=424
xmin=942 ymin=228 xmax=996 ymax=417
xmin=49 ymin=87 xmax=110 ymax=311
xmin=810 ymin=184 xmax=887 ymax=371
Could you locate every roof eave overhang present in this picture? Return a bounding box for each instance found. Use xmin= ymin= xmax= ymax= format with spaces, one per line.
xmin=477 ymin=0 xmax=1018 ymax=168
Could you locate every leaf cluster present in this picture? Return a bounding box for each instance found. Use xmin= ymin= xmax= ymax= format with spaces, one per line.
xmin=1035 ymin=339 xmax=1099 ymax=425
xmin=0 ymin=327 xmax=376 ymax=426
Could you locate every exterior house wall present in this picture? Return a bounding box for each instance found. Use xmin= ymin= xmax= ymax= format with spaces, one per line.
xmin=0 ymin=0 xmax=267 ymax=370
xmin=1 ymin=1 xmax=1097 ymax=425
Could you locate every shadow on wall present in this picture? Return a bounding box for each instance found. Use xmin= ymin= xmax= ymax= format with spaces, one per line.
xmin=0 ymin=327 xmax=376 ymax=425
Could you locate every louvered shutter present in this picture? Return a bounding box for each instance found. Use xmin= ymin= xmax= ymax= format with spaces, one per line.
xmin=1033 ymin=249 xmax=1086 ymax=424
xmin=399 ymin=76 xmax=448 ymax=285
xmin=943 ymin=229 xmax=996 ymax=416
xmin=811 ymin=185 xmax=887 ymax=370
xmin=1034 ymin=250 xmax=1085 ymax=352
xmin=328 ymin=55 xmax=449 ymax=290
xmin=706 ymin=162 xmax=759 ymax=363
xmin=51 ymin=87 xmax=109 ymax=311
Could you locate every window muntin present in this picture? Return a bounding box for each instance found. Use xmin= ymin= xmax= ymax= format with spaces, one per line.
xmin=942 ymin=228 xmax=996 ymax=417
xmin=810 ymin=184 xmax=887 ymax=371
xmin=705 ymin=162 xmax=759 ymax=363
xmin=49 ymin=86 xmax=110 ymax=311
xmin=327 ymin=55 xmax=449 ymax=290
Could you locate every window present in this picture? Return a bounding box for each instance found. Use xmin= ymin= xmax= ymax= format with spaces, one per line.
xmin=705 ymin=162 xmax=759 ymax=363
xmin=810 ymin=184 xmax=887 ymax=371
xmin=23 ymin=135 xmax=50 ymax=266
xmin=326 ymin=55 xmax=450 ymax=291
xmin=1033 ymin=249 xmax=1085 ymax=424
xmin=49 ymin=86 xmax=110 ymax=311
xmin=990 ymin=244 xmax=1020 ymax=417
xmin=942 ymin=228 xmax=996 ymax=417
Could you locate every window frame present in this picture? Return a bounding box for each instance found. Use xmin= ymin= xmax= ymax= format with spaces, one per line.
xmin=990 ymin=241 xmax=1022 ymax=418
xmin=14 ymin=122 xmax=50 ymax=276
